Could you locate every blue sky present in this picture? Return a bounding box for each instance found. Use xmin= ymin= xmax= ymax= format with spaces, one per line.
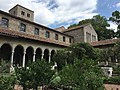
xmin=0 ymin=0 xmax=119 ymax=30
xmin=97 ymin=0 xmax=120 ymax=18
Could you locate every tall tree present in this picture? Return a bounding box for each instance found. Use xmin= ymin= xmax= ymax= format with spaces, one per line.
xmin=109 ymin=10 xmax=120 ymax=38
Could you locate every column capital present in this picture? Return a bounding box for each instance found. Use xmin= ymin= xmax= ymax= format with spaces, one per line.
xmin=23 ymin=51 xmax=26 ymax=54
xmin=12 ymin=51 xmax=14 ymax=53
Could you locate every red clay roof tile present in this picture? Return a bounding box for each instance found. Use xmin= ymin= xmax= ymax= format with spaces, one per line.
xmin=0 ymin=29 xmax=70 ymax=47
xmin=90 ymin=38 xmax=120 ymax=47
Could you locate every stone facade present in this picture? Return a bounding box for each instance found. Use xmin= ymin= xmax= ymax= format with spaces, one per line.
xmin=0 ymin=4 xmax=98 ymax=69
xmin=63 ymin=23 xmax=98 ymax=43
xmin=9 ymin=4 xmax=34 ymax=22
xmin=104 ymin=84 xmax=120 ymax=90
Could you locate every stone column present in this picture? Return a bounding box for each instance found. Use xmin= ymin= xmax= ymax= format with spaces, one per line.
xmin=10 ymin=49 xmax=15 ymax=72
xmin=33 ymin=52 xmax=36 ymax=62
xmin=22 ymin=51 xmax=26 ymax=67
xmin=49 ymin=54 xmax=51 ymax=63
xmin=41 ymin=52 xmax=44 ymax=60
xmin=10 ymin=50 xmax=14 ymax=67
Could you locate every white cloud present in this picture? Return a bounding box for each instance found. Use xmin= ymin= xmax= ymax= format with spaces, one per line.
xmin=0 ymin=0 xmax=98 ymax=27
xmin=107 ymin=22 xmax=118 ymax=32
xmin=116 ymin=2 xmax=120 ymax=7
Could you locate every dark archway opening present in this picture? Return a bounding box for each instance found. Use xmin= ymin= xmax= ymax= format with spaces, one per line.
xmin=51 ymin=50 xmax=55 ymax=64
xmin=25 ymin=47 xmax=34 ymax=66
xmin=0 ymin=44 xmax=12 ymax=62
xmin=43 ymin=49 xmax=49 ymax=62
xmin=13 ymin=45 xmax=24 ymax=67
xmin=35 ymin=48 xmax=42 ymax=61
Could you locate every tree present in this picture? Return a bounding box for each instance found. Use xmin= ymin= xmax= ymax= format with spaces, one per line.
xmin=0 ymin=60 xmax=16 ymax=90
xmin=69 ymin=43 xmax=97 ymax=60
xmin=53 ymin=50 xmax=68 ymax=71
xmin=52 ymin=43 xmax=105 ymax=90
xmin=59 ymin=59 xmax=104 ymax=90
xmin=68 ymin=15 xmax=115 ymax=40
xmin=15 ymin=60 xmax=55 ymax=90
xmin=109 ymin=10 xmax=120 ymax=38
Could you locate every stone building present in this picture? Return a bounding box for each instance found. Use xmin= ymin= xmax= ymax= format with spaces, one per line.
xmin=0 ymin=4 xmax=98 ymax=69
xmin=58 ymin=23 xmax=98 ymax=43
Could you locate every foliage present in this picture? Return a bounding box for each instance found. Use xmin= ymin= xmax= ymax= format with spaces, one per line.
xmin=69 ymin=43 xmax=97 ymax=60
xmin=52 ymin=42 xmax=105 ymax=90
xmin=104 ymin=76 xmax=120 ymax=84
xmin=53 ymin=50 xmax=68 ymax=71
xmin=0 ymin=60 xmax=16 ymax=90
xmin=68 ymin=15 xmax=115 ymax=40
xmin=109 ymin=10 xmax=120 ymax=38
xmin=0 ymin=73 xmax=16 ymax=90
xmin=59 ymin=59 xmax=104 ymax=90
xmin=97 ymin=41 xmax=120 ymax=65
xmin=15 ymin=60 xmax=55 ymax=90
xmin=0 ymin=60 xmax=10 ymax=73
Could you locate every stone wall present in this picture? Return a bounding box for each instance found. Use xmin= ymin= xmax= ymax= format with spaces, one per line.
xmin=104 ymin=84 xmax=120 ymax=90
xmin=64 ymin=28 xmax=84 ymax=43
xmin=0 ymin=13 xmax=72 ymax=45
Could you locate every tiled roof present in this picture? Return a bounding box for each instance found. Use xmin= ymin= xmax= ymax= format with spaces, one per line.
xmin=63 ymin=23 xmax=90 ymax=33
xmin=90 ymin=38 xmax=120 ymax=47
xmin=0 ymin=29 xmax=70 ymax=47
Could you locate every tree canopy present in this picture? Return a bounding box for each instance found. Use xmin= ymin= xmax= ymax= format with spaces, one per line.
xmin=109 ymin=10 xmax=120 ymax=38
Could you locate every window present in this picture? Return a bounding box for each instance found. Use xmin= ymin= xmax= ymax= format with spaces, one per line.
xmin=45 ymin=31 xmax=50 ymax=38
xmin=13 ymin=11 xmax=16 ymax=15
xmin=34 ymin=28 xmax=39 ymax=35
xmin=21 ymin=11 xmax=25 ymax=15
xmin=27 ymin=13 xmax=30 ymax=17
xmin=55 ymin=34 xmax=58 ymax=40
xmin=1 ymin=17 xmax=9 ymax=27
xmin=63 ymin=36 xmax=65 ymax=42
xmin=86 ymin=32 xmax=91 ymax=42
xmin=69 ymin=38 xmax=72 ymax=43
xmin=20 ymin=23 xmax=26 ymax=32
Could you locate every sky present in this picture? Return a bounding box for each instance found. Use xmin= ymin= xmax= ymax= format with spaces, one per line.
xmin=0 ymin=0 xmax=120 ymax=30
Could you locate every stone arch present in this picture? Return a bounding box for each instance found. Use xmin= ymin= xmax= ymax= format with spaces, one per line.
xmin=25 ymin=46 xmax=34 ymax=66
xmin=43 ymin=49 xmax=49 ymax=62
xmin=0 ymin=43 xmax=12 ymax=62
xmin=35 ymin=48 xmax=42 ymax=61
xmin=51 ymin=50 xmax=56 ymax=64
xmin=13 ymin=45 xmax=24 ymax=66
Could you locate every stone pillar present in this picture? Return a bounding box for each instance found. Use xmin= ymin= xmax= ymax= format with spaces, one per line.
xmin=49 ymin=54 xmax=51 ymax=63
xmin=33 ymin=52 xmax=36 ymax=62
xmin=10 ymin=51 xmax=14 ymax=67
xmin=41 ymin=52 xmax=44 ymax=60
xmin=10 ymin=49 xmax=15 ymax=72
xmin=22 ymin=51 xmax=26 ymax=67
